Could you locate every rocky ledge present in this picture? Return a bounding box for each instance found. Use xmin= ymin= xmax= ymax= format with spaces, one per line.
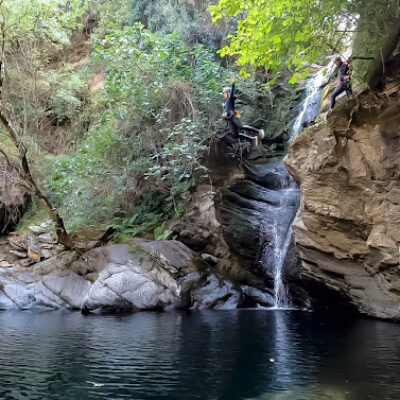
xmin=285 ymin=61 xmax=400 ymax=320
xmin=0 ymin=234 xmax=275 ymax=312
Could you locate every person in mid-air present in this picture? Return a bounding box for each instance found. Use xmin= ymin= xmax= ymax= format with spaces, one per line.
xmin=329 ymin=56 xmax=352 ymax=110
xmin=223 ymin=76 xmax=264 ymax=146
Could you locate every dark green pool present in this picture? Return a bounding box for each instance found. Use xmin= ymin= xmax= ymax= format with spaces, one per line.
xmin=0 ymin=310 xmax=399 ymax=399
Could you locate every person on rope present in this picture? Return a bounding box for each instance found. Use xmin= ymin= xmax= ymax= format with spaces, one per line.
xmin=222 ymin=76 xmax=264 ymax=146
xmin=329 ymin=56 xmax=352 ymax=110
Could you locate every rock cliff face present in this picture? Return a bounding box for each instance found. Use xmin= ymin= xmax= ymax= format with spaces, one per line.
xmin=216 ymin=162 xmax=299 ymax=277
xmin=174 ymin=143 xmax=310 ymax=308
xmin=285 ymin=60 xmax=400 ymax=319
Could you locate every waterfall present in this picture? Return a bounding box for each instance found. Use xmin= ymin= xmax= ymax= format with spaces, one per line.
xmin=272 ymin=217 xmax=288 ymax=308
xmin=269 ymin=63 xmax=333 ymax=309
xmin=289 ymin=64 xmax=333 ymax=140
xmin=271 ymin=187 xmax=299 ymax=309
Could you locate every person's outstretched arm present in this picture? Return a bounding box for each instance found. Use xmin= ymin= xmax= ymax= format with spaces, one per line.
xmin=230 ymin=76 xmax=236 ymax=99
xmin=226 ymin=76 xmax=236 ymax=116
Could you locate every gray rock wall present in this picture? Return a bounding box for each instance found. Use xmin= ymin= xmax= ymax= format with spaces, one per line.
xmin=0 ymin=240 xmax=276 ymax=312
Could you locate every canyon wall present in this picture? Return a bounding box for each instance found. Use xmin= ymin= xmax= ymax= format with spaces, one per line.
xmin=285 ymin=60 xmax=400 ymax=319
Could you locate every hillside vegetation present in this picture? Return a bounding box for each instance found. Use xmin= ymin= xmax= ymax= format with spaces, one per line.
xmin=1 ymin=0 xmax=399 ymax=246
xmin=0 ymin=0 xmax=300 ymax=242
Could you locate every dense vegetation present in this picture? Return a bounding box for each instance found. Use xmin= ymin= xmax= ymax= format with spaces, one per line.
xmin=211 ymin=0 xmax=400 ymax=85
xmin=0 ymin=0 xmax=293 ymax=243
xmin=47 ymin=23 xmax=228 ymax=237
xmin=0 ymin=0 xmax=398 ymax=245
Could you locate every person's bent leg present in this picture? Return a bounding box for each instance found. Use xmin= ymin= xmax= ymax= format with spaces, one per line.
xmin=230 ymin=117 xmax=244 ymax=139
xmin=242 ymin=125 xmax=259 ymax=134
xmin=233 ymin=117 xmax=243 ymax=131
xmin=330 ymin=87 xmax=340 ymax=109
xmin=228 ymin=118 xmax=239 ymax=138
xmin=242 ymin=125 xmax=264 ymax=138
xmin=330 ymin=83 xmax=347 ymax=109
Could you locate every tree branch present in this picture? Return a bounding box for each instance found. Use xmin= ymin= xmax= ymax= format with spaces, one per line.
xmin=0 ymin=9 xmax=74 ymax=249
xmin=0 ymin=112 xmax=74 ymax=248
xmin=349 ymin=56 xmax=375 ymax=61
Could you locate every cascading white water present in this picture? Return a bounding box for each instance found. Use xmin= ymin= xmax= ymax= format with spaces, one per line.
xmin=274 ymin=226 xmax=293 ymax=305
xmin=289 ymin=63 xmax=335 ymax=140
xmin=271 ymin=188 xmax=298 ymax=309
xmin=272 ymin=217 xmax=287 ymax=308
xmin=272 ymin=217 xmax=284 ymax=307
xmin=271 ymin=63 xmax=334 ymax=309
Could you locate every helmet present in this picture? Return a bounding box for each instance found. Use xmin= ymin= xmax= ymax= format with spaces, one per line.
xmin=222 ymin=87 xmax=231 ymax=94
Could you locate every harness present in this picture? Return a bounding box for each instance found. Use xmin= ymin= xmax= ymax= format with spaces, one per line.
xmin=224 ymin=110 xmax=241 ymax=120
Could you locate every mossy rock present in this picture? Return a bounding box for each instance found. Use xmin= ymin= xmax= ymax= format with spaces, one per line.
xmin=72 ymin=224 xmax=110 ymax=241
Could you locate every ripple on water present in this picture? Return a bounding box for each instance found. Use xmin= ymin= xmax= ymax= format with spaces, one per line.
xmin=0 ymin=310 xmax=400 ymax=399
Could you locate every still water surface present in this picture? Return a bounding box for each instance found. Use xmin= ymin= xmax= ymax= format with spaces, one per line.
xmin=0 ymin=310 xmax=400 ymax=400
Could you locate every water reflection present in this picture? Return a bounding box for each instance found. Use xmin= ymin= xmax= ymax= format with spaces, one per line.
xmin=0 ymin=310 xmax=399 ymax=399
xmin=246 ymin=384 xmax=352 ymax=400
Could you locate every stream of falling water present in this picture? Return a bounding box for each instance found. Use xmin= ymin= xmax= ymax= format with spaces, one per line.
xmin=289 ymin=63 xmax=334 ymax=141
xmin=271 ymin=62 xmax=334 ymax=309
xmin=272 ymin=217 xmax=288 ymax=308
xmin=271 ymin=188 xmax=298 ymax=309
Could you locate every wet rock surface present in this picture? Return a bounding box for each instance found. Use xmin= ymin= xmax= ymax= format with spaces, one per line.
xmin=180 ymin=273 xmax=274 ymax=309
xmin=285 ymin=65 xmax=400 ymax=319
xmin=216 ymin=161 xmax=300 ymax=287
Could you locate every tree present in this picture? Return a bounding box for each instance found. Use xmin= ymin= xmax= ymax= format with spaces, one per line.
xmin=210 ymin=0 xmax=400 ymax=85
xmin=211 ymin=0 xmax=351 ymax=83
xmin=0 ymin=0 xmax=88 ymax=248
xmin=357 ymin=1 xmax=400 ymax=88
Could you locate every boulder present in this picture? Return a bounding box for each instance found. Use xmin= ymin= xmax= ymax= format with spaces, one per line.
xmin=37 ymin=233 xmax=54 ymax=244
xmin=27 ymin=234 xmax=41 ymax=262
xmin=180 ymin=273 xmax=275 ymax=310
xmin=42 ymin=273 xmax=90 ymax=309
xmin=0 ymin=241 xmax=196 ymax=312
xmin=80 ymin=244 xmax=183 ymax=312
xmin=0 ymin=238 xmax=276 ymax=313
xmin=27 ymin=225 xmax=47 ymax=235
xmin=201 ymin=253 xmax=219 ymax=265
xmin=190 ymin=274 xmax=240 ymax=309
xmin=137 ymin=239 xmax=193 ymax=275
xmin=0 ymin=255 xmax=82 ymax=310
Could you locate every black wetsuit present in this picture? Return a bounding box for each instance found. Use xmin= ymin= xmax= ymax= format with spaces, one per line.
xmin=224 ymin=83 xmax=243 ymax=137
xmin=330 ymin=62 xmax=351 ymax=109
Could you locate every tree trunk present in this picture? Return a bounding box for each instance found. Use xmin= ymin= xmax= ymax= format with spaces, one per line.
xmin=365 ymin=17 xmax=400 ymax=89
xmin=0 ymin=112 xmax=74 ymax=249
